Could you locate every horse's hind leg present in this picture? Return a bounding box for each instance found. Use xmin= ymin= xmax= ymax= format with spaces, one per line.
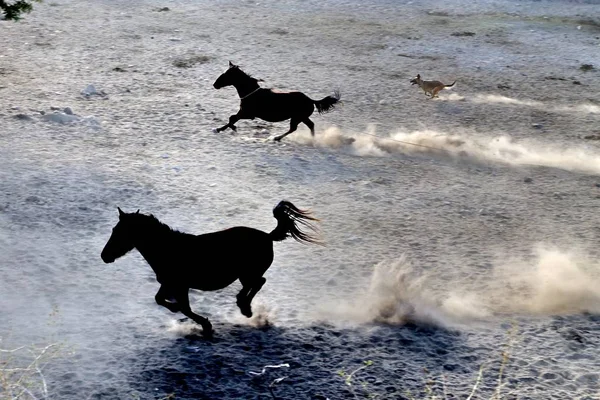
xmin=246 ymin=277 xmax=266 ymax=306
xmin=303 ymin=118 xmax=315 ymax=136
xmin=155 ymin=285 xmax=179 ymax=313
xmin=236 ymin=286 xmax=252 ymax=317
xmin=174 ymin=289 xmax=213 ymax=336
xmin=274 ymin=118 xmax=300 ymax=142
xmin=237 ymin=277 xmax=266 ymax=318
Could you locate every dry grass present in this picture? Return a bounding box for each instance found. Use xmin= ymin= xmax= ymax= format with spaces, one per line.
xmin=0 ymin=340 xmax=62 ymax=400
xmin=0 ymin=340 xmax=175 ymax=400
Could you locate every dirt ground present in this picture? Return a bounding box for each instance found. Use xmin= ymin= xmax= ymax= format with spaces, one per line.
xmin=1 ymin=0 xmax=600 ymax=399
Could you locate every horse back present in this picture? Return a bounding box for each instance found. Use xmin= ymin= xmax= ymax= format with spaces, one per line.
xmin=195 ymin=226 xmax=274 ymax=264
xmin=164 ymin=227 xmax=273 ymax=291
xmin=243 ymin=90 xmax=314 ymax=122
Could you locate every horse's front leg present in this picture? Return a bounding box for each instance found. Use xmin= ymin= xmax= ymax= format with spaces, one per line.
xmin=175 ymin=289 xmax=213 ymax=337
xmin=216 ymin=114 xmax=239 ymax=132
xmin=215 ymin=111 xmax=253 ymax=133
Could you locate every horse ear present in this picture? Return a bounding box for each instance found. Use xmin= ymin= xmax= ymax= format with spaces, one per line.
xmin=118 ymin=207 xmax=125 ymax=218
xmin=417 ymin=74 xmax=420 ymax=78
xmin=136 ymin=209 xmax=140 ymax=214
xmin=229 ymin=61 xmax=235 ymax=68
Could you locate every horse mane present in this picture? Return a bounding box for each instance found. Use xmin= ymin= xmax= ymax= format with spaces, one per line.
xmin=131 ymin=213 xmax=187 ymax=238
xmin=235 ymin=67 xmax=262 ymax=84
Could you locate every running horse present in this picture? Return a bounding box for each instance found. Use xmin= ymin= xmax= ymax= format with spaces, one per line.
xmin=213 ymin=61 xmax=341 ymax=141
xmin=100 ymin=201 xmax=322 ymax=337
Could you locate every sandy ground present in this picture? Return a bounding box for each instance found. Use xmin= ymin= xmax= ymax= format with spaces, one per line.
xmin=1 ymin=0 xmax=600 ymax=399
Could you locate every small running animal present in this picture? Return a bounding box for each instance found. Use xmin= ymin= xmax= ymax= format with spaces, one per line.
xmin=410 ymin=74 xmax=456 ymax=98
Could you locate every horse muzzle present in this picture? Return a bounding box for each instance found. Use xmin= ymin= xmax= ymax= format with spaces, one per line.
xmin=101 ymin=252 xmax=115 ymax=264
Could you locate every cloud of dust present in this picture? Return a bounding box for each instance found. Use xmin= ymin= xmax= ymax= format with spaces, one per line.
xmin=470 ymin=94 xmax=543 ymax=107
xmin=489 ymin=246 xmax=600 ymax=315
xmin=166 ymin=302 xmax=274 ymax=335
xmin=315 ymin=246 xmax=600 ymax=328
xmin=289 ymin=126 xmax=600 ymax=174
xmin=166 ymin=319 xmax=205 ymax=336
xmin=314 ymin=255 xmax=459 ymax=328
xmin=444 ymin=93 xmax=600 ymax=115
xmin=560 ymin=103 xmax=600 ymax=114
xmin=222 ymin=301 xmax=275 ymax=328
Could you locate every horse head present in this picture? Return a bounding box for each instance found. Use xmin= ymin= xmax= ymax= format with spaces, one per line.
xmin=213 ymin=61 xmax=239 ymax=89
xmin=410 ymin=74 xmax=421 ymax=85
xmin=213 ymin=61 xmax=262 ymax=89
xmin=101 ymin=207 xmax=139 ymax=263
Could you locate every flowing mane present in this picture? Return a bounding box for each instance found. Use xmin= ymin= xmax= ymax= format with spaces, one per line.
xmin=129 ymin=212 xmax=188 ymax=238
xmin=236 ymin=67 xmax=260 ymax=83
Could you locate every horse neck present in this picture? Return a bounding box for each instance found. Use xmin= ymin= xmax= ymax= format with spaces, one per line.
xmin=133 ymin=222 xmax=175 ymax=277
xmin=232 ymin=77 xmax=260 ymax=99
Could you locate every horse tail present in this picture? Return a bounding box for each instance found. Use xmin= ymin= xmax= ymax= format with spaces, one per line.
xmin=269 ymin=201 xmax=323 ymax=245
xmin=313 ymin=90 xmax=341 ymax=114
xmin=445 ymin=81 xmax=456 ymax=88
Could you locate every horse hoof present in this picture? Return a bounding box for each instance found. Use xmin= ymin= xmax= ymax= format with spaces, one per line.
xmin=212 ymin=128 xmax=219 ymax=133
xmin=273 ymin=136 xmax=282 ymax=142
xmin=202 ymin=328 xmax=214 ymax=339
xmin=241 ymin=308 xmax=253 ymax=318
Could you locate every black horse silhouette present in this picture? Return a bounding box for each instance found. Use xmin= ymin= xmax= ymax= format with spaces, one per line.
xmin=100 ymin=201 xmax=321 ymax=336
xmin=213 ymin=61 xmax=340 ymax=141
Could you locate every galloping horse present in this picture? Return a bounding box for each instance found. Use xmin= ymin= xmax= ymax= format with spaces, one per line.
xmin=213 ymin=62 xmax=341 ymax=141
xmin=100 ymin=201 xmax=321 ymax=336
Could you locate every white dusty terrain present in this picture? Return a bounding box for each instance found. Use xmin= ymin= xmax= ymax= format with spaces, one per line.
xmin=1 ymin=0 xmax=600 ymax=398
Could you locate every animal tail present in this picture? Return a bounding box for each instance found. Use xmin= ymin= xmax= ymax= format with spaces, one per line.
xmin=313 ymin=90 xmax=341 ymax=114
xmin=445 ymin=81 xmax=456 ymax=88
xmin=269 ymin=201 xmax=323 ymax=245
